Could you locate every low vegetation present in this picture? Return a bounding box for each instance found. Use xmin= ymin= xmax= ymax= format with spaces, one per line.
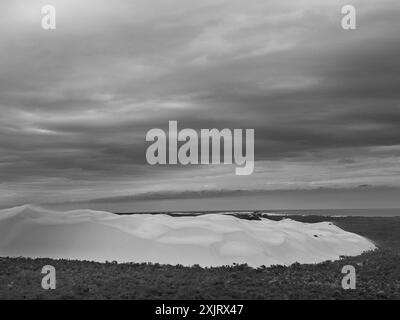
xmin=1 ymin=214 xmax=399 ymax=300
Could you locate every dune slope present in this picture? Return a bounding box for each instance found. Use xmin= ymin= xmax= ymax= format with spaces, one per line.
xmin=0 ymin=205 xmax=375 ymax=267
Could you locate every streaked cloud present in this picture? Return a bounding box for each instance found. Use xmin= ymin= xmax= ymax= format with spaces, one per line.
xmin=1 ymin=0 xmax=400 ymax=208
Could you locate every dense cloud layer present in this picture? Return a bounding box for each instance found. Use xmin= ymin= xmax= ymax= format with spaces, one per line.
xmin=0 ymin=0 xmax=400 ymax=207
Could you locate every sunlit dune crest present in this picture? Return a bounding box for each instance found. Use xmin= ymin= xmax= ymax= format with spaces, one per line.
xmin=0 ymin=205 xmax=375 ymax=267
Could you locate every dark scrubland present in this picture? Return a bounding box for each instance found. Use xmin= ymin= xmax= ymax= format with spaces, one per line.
xmin=1 ymin=214 xmax=399 ymax=300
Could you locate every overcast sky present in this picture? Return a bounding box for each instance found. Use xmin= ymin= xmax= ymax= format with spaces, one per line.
xmin=1 ymin=0 xmax=400 ymax=209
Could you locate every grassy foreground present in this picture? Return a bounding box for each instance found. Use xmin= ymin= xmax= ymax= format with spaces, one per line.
xmin=1 ymin=215 xmax=400 ymax=300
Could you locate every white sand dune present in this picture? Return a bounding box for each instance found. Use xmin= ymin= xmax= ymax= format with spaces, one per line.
xmin=0 ymin=205 xmax=375 ymax=267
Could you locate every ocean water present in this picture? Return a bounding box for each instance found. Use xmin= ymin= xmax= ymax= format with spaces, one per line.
xmin=114 ymin=208 xmax=400 ymax=217
xmin=262 ymin=209 xmax=400 ymax=217
xmin=24 ymin=202 xmax=400 ymax=217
